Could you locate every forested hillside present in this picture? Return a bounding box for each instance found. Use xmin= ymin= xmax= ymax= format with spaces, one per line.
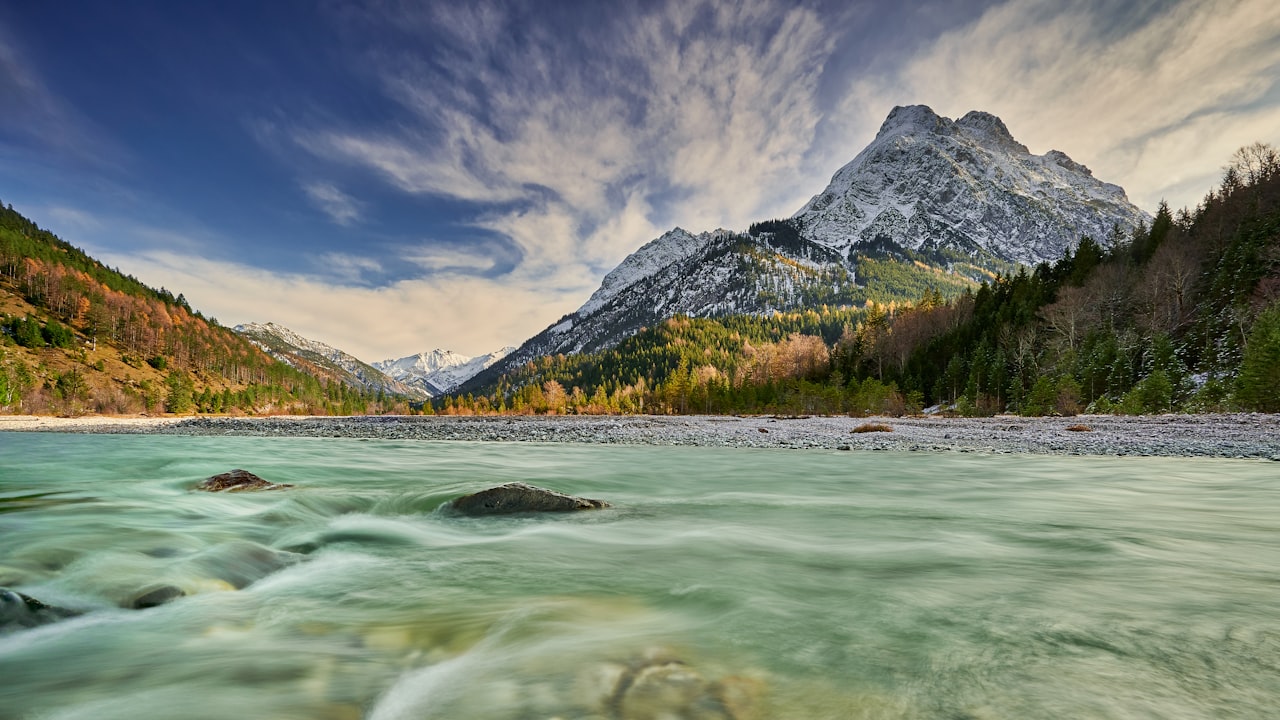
xmin=0 ymin=204 xmax=408 ymax=415
xmin=453 ymin=143 xmax=1280 ymax=416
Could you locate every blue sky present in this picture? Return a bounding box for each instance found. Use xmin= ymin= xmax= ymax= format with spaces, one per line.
xmin=2 ymin=0 xmax=1278 ymax=361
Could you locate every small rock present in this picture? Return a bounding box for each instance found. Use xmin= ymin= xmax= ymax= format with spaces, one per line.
xmin=758 ymin=428 xmax=768 ymax=433
xmin=130 ymin=585 xmax=186 ymax=609
xmin=837 ymin=445 xmax=851 ymax=451
xmin=448 ymin=483 xmax=610 ymax=516
xmin=195 ymin=469 xmax=293 ymax=492
xmin=1 ymin=588 xmax=81 ymax=631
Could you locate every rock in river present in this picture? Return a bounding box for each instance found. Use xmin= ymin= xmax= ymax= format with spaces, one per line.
xmin=448 ymin=482 xmax=610 ymax=516
xmin=129 ymin=585 xmax=186 ymax=609
xmin=1 ymin=588 xmax=81 ymax=631
xmin=195 ymin=469 xmax=293 ymax=492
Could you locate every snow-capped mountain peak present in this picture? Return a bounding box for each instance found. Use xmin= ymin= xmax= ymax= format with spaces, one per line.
xmin=375 ymin=346 xmax=515 ymax=396
xmin=795 ymin=104 xmax=1147 ymax=266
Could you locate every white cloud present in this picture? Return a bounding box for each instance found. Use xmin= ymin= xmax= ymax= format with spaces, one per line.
xmin=402 ymin=246 xmax=496 ymax=274
xmin=94 ymin=247 xmax=574 ymax=362
xmin=841 ymin=0 xmax=1280 ymax=211
xmin=317 ymin=251 xmax=383 ymax=283
xmin=303 ymin=182 xmax=363 ymax=226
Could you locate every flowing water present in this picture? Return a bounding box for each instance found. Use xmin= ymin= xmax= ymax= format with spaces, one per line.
xmin=1 ymin=432 xmax=1277 ymax=719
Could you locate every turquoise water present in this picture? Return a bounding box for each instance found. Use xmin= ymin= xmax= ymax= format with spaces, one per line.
xmin=1 ymin=432 xmax=1277 ymax=719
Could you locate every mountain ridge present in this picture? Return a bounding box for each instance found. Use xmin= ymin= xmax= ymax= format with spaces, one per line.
xmin=234 ymin=321 xmax=428 ymax=400
xmin=375 ymin=347 xmax=515 ymax=396
xmin=461 ymin=104 xmax=1149 ymax=394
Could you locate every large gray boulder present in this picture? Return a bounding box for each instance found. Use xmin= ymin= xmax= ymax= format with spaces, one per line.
xmin=448 ymin=482 xmax=610 ymax=516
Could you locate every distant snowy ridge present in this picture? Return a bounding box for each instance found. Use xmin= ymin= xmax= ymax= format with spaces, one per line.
xmin=375 ymin=346 xmax=515 ymax=396
xmin=234 ymin=322 xmax=428 ymax=400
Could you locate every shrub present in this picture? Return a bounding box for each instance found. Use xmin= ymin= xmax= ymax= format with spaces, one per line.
xmin=41 ymin=319 xmax=75 ymax=349
xmin=1119 ymin=370 xmax=1174 ymax=414
xmin=852 ymin=422 xmax=893 ymax=433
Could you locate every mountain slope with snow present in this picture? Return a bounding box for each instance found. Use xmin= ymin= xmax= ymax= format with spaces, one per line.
xmin=793 ymin=105 xmax=1148 ymax=265
xmin=234 ymin=322 xmax=428 ymax=400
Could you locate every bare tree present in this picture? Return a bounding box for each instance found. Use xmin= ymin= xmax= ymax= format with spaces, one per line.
xmin=1040 ymin=285 xmax=1097 ymax=351
xmin=1227 ymin=142 xmax=1280 ymax=185
xmin=1135 ymin=239 xmax=1205 ymax=335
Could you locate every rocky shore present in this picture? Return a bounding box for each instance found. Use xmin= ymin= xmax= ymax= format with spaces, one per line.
xmin=4 ymin=413 xmax=1279 ymax=459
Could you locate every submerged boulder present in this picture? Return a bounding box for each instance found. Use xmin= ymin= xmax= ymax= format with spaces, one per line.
xmin=195 ymin=469 xmax=293 ymax=492
xmin=129 ymin=585 xmax=186 ymax=609
xmin=449 ymin=482 xmax=610 ymax=516
xmin=589 ymin=653 xmax=764 ymax=720
xmin=0 ymin=588 xmax=81 ymax=631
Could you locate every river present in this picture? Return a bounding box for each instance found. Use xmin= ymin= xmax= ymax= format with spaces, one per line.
xmin=1 ymin=432 xmax=1277 ymax=719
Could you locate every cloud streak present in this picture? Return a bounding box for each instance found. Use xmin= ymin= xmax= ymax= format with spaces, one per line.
xmin=92 ymin=246 xmax=567 ymax=361
xmin=303 ymin=182 xmax=363 ymax=226
xmin=301 ymin=0 xmax=839 ymax=281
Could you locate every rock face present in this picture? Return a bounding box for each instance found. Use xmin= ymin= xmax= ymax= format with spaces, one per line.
xmin=792 ymin=105 xmax=1149 ymax=266
xmin=448 ymin=483 xmax=610 ymax=516
xmin=0 ymin=588 xmax=80 ymax=631
xmin=195 ymin=469 xmax=293 ymax=492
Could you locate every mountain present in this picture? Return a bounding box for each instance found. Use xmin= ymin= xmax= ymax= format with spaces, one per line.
xmin=234 ymin=322 xmax=428 ymax=400
xmin=375 ymin=347 xmax=515 ymax=396
xmin=462 ymin=105 xmax=1149 ymax=393
xmin=793 ymin=105 xmax=1149 ymax=265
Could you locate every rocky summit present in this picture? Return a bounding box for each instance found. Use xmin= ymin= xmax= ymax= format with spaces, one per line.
xmin=793 ymin=105 xmax=1149 ymax=266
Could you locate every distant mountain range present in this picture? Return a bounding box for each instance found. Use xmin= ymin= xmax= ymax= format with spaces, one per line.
xmin=233 ymin=322 xmax=512 ymax=399
xmin=234 ymin=322 xmax=428 ymax=400
xmin=373 ymin=347 xmax=514 ymax=396
xmin=463 ymin=104 xmax=1150 ymax=393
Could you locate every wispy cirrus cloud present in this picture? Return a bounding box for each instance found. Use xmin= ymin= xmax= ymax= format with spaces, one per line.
xmin=302 ymin=181 xmax=364 ymax=226
xmin=300 ymin=0 xmax=840 ymax=288
xmin=0 ymin=25 xmax=123 ymax=169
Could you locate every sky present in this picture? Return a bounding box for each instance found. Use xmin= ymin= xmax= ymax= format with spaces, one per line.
xmin=2 ymin=0 xmax=1279 ymax=362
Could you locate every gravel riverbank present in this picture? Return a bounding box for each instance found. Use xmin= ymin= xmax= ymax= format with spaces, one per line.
xmin=5 ymin=413 xmax=1279 ymax=459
